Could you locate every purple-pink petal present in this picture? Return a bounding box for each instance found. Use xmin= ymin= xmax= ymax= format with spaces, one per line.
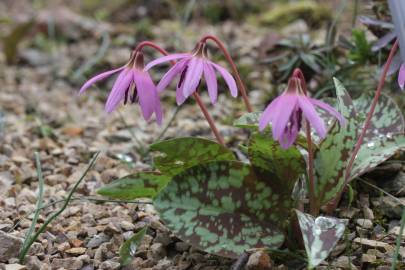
xmin=298 ymin=96 xmax=326 ymax=138
xmin=144 ymin=53 xmax=191 ymax=71
xmin=157 ymin=59 xmax=189 ymax=93
xmin=182 ymin=57 xmax=204 ymax=97
xmin=203 ymin=61 xmax=218 ymax=104
xmin=272 ymin=95 xmax=297 ymax=140
xmin=133 ymin=70 xmax=158 ymax=121
xmin=176 ymin=83 xmax=187 ymax=105
xmin=310 ymin=98 xmax=346 ymax=126
xmin=79 ymin=66 xmax=125 ymax=94
xmin=398 ymin=63 xmax=405 ymax=90
xmin=105 ymin=69 xmax=133 ymax=113
xmin=211 ymin=62 xmax=238 ymax=97
xmin=258 ymin=96 xmax=282 ymax=131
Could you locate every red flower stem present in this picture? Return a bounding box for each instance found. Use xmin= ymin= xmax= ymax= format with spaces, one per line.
xmin=137 ymin=41 xmax=226 ymax=145
xmin=193 ymin=92 xmax=225 ymax=145
xmin=293 ymin=68 xmax=318 ymax=216
xmin=200 ymin=35 xmax=253 ymax=112
xmin=327 ymin=39 xmax=399 ymax=214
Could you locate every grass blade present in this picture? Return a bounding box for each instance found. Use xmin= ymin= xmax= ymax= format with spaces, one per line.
xmin=19 ymin=152 xmax=44 ymax=261
xmin=19 ymin=151 xmax=100 ymax=262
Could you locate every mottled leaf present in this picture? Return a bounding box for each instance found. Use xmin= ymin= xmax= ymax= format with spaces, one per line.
xmin=154 ymin=161 xmax=290 ymax=258
xmin=248 ymin=132 xmax=306 ymax=189
xmin=295 ymin=210 xmax=346 ymax=269
xmin=353 ymin=92 xmax=404 ymax=143
xmin=150 ymin=137 xmax=235 ymax=176
xmin=314 ymin=78 xmax=358 ymax=206
xmin=119 ymin=227 xmax=147 ymax=266
xmin=349 ymin=133 xmax=405 ymax=180
xmin=97 ymin=172 xmax=171 ymax=200
xmin=233 ymin=112 xmax=261 ymax=129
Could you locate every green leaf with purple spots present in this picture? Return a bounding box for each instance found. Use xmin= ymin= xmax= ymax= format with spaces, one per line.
xmin=314 ymin=78 xmax=358 ymax=206
xmin=353 ymin=92 xmax=404 ymax=142
xmin=349 ymin=133 xmax=405 ymax=180
xmin=97 ymin=172 xmax=171 ymax=200
xmin=295 ymin=210 xmax=346 ymax=269
xmin=248 ymin=132 xmax=306 ymax=190
xmin=154 ymin=161 xmax=290 ymax=258
xmin=150 ymin=137 xmax=236 ymax=176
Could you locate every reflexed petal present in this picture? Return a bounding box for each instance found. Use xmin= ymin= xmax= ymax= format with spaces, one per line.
xmin=272 ymin=95 xmax=298 ymax=140
xmin=176 ymin=84 xmax=187 ymax=105
xmin=387 ymin=52 xmax=402 ymax=76
xmin=79 ymin=67 xmax=125 ymax=94
xmin=310 ymin=98 xmax=346 ymax=126
xmin=133 ymin=70 xmax=158 ymax=121
xmin=203 ymin=61 xmax=218 ymax=104
xmin=144 ymin=53 xmax=191 ymax=71
xmin=105 ymin=69 xmax=133 ymax=113
xmin=258 ymin=96 xmax=282 ymax=131
xmin=157 ymin=59 xmax=189 ymax=93
xmin=211 ymin=62 xmax=238 ymax=97
xmin=298 ymin=96 xmax=326 ymax=138
xmin=154 ymin=96 xmax=163 ymax=125
xmin=398 ymin=63 xmax=405 ymax=90
xmin=182 ymin=57 xmax=204 ymax=97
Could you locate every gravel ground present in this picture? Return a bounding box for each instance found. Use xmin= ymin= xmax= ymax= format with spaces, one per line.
xmin=0 ymin=1 xmax=404 ymax=269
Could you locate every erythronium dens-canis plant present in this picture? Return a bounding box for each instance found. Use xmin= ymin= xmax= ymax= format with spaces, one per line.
xmin=80 ymin=36 xmax=405 ymax=268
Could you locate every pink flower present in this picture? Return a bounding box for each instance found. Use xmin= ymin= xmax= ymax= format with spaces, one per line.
xmin=144 ymin=42 xmax=238 ymax=105
xmin=79 ymin=51 xmax=163 ymax=125
xmin=398 ymin=63 xmax=405 ymax=90
xmin=259 ymin=75 xmax=345 ymax=149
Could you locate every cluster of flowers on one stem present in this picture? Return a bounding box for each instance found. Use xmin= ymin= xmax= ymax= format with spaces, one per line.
xmin=79 ymin=35 xmax=345 ymax=149
xmin=79 ymin=37 xmax=239 ymax=126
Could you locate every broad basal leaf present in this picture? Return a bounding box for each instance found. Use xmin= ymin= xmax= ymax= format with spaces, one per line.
xmin=154 ymin=161 xmax=293 ymax=258
xmin=233 ymin=112 xmax=261 ymax=129
xmin=295 ymin=210 xmax=346 ymax=269
xmin=248 ymin=132 xmax=306 ymax=190
xmin=97 ymin=172 xmax=171 ymax=200
xmin=150 ymin=137 xmax=235 ymax=176
xmin=314 ymin=78 xmax=358 ymax=206
xmin=349 ymin=133 xmax=405 ymax=180
xmin=353 ymin=92 xmax=404 ymax=142
xmin=119 ymin=227 xmax=147 ymax=266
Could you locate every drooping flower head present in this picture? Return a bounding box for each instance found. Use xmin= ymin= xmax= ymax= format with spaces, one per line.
xmin=79 ymin=50 xmax=163 ymax=125
xmin=144 ymin=42 xmax=238 ymax=105
xmin=259 ymin=69 xmax=345 ymax=149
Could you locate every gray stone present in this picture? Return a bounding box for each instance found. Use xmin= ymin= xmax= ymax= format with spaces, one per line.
xmin=154 ymin=231 xmax=172 ymax=246
xmin=25 ymin=256 xmax=42 ymax=270
xmin=86 ymin=233 xmax=110 ymax=248
xmin=332 ymin=256 xmax=358 ymax=270
xmin=148 ymin=243 xmax=166 ymax=261
xmin=120 ymin=221 xmax=135 ymax=231
xmin=98 ymin=260 xmax=120 ymax=270
xmin=4 ymin=264 xmax=26 ymax=270
xmin=363 ymin=207 xmax=374 ymax=220
xmin=371 ymin=196 xmax=405 ymax=219
xmin=356 ymin=218 xmax=373 ymax=229
xmin=0 ymin=231 xmax=23 ymax=263
xmin=50 ymin=258 xmax=83 ymax=270
xmin=246 ymin=251 xmax=272 ymax=270
xmin=152 ymin=258 xmax=172 ymax=270
xmin=361 ymin=254 xmax=376 ymax=263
